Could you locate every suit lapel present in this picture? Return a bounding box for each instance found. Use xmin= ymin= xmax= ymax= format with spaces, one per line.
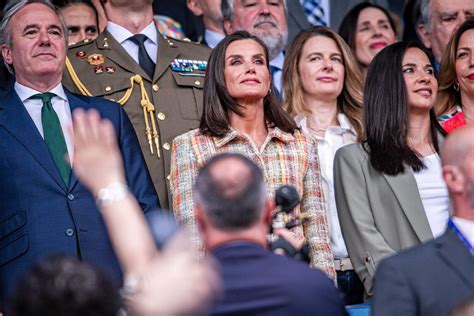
xmin=0 ymin=89 xmax=67 ymax=191
xmin=437 ymin=229 xmax=474 ymax=289
xmin=382 ymin=169 xmax=433 ymax=242
xmin=288 ymin=0 xmax=311 ymax=30
xmin=67 ymin=91 xmax=93 ymax=191
xmin=154 ymin=33 xmax=179 ymax=82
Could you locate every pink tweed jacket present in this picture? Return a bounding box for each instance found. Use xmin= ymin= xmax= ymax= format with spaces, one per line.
xmin=170 ymin=127 xmax=336 ymax=280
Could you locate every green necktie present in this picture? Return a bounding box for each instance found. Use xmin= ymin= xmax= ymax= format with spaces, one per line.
xmin=30 ymin=92 xmax=71 ymax=185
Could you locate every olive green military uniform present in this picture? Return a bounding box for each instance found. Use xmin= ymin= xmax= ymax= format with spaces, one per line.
xmin=63 ymin=30 xmax=211 ymax=210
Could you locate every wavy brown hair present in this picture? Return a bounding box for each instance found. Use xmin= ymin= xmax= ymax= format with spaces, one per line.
xmin=282 ymin=26 xmax=364 ymax=140
xmin=435 ymin=18 xmax=474 ymax=116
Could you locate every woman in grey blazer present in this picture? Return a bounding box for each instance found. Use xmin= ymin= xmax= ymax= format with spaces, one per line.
xmin=334 ymin=41 xmax=448 ymax=296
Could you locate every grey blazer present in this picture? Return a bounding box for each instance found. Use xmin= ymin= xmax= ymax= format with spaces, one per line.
xmin=334 ymin=143 xmax=434 ymax=295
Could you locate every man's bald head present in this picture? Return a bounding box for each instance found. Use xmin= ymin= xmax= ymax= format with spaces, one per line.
xmin=194 ymin=153 xmax=267 ymax=230
xmin=441 ymin=125 xmax=474 ymax=169
xmin=441 ymin=125 xmax=474 ymax=217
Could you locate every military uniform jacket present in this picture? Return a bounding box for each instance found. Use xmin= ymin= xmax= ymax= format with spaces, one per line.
xmin=63 ymin=30 xmax=211 ymax=209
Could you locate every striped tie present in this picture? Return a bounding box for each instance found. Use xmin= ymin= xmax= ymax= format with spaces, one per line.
xmin=301 ymin=0 xmax=327 ymax=26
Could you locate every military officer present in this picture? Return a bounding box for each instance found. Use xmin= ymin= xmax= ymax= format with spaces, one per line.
xmin=63 ymin=0 xmax=211 ymax=209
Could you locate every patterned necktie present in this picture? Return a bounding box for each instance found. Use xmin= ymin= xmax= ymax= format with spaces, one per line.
xmin=129 ymin=34 xmax=155 ymax=79
xmin=270 ymin=65 xmax=282 ymax=101
xmin=301 ymin=0 xmax=327 ymax=26
xmin=30 ymin=92 xmax=71 ymax=185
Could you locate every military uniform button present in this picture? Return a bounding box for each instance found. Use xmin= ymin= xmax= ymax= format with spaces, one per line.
xmin=109 ymin=98 xmax=115 ymax=102
xmin=152 ymin=84 xmax=159 ymax=92
xmin=167 ymin=174 xmax=171 ymax=180
xmin=157 ymin=112 xmax=166 ymax=120
xmin=105 ymin=86 xmax=112 ymax=92
xmin=194 ymin=80 xmax=201 ymax=86
xmin=163 ymin=143 xmax=170 ymax=150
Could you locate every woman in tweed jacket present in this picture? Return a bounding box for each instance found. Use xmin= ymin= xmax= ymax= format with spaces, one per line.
xmin=170 ymin=31 xmax=335 ymax=280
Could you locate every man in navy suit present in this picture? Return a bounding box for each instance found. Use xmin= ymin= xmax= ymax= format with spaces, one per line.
xmin=194 ymin=153 xmax=345 ymax=316
xmin=373 ymin=125 xmax=474 ymax=316
xmin=0 ymin=0 xmax=158 ymax=306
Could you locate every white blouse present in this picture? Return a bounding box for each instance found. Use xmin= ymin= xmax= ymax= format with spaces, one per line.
xmin=296 ymin=113 xmax=357 ymax=258
xmin=413 ymin=153 xmax=450 ymax=238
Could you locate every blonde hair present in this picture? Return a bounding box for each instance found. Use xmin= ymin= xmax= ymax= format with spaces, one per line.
xmin=435 ymin=19 xmax=474 ymax=116
xmin=282 ymin=26 xmax=364 ymax=140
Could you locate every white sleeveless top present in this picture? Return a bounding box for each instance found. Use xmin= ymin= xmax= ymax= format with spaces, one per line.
xmin=413 ymin=154 xmax=450 ymax=237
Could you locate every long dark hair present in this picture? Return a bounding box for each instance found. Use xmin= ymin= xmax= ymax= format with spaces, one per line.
xmin=364 ymin=41 xmax=445 ymax=175
xmin=339 ymin=2 xmax=397 ymax=54
xmin=199 ymin=30 xmax=297 ymax=137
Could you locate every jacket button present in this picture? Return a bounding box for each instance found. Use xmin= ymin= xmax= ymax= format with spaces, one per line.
xmin=194 ymin=80 xmax=201 ymax=86
xmin=65 ymin=228 xmax=74 ymax=237
xmin=152 ymin=84 xmax=159 ymax=92
xmin=67 ymin=193 xmax=75 ymax=201
xmin=157 ymin=112 xmax=166 ymax=120
xmin=163 ymin=143 xmax=170 ymax=151
xmin=105 ymin=86 xmax=112 ymax=92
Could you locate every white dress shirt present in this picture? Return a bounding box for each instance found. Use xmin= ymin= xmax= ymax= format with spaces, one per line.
xmin=452 ymin=216 xmax=474 ymax=249
xmin=107 ymin=21 xmax=158 ymax=64
xmin=270 ymin=52 xmax=284 ymax=94
xmin=296 ymin=113 xmax=357 ymax=258
xmin=15 ymin=82 xmax=74 ymax=163
xmin=413 ymin=154 xmax=450 ymax=238
xmin=204 ymin=29 xmax=225 ymax=48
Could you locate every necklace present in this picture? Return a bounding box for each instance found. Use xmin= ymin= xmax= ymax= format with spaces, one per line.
xmin=307 ymin=125 xmax=327 ymax=133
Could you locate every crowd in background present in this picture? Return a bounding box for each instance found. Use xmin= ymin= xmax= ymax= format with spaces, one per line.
xmin=0 ymin=0 xmax=473 ymax=315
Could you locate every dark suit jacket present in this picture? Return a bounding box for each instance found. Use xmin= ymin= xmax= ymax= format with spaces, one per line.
xmin=0 ymin=88 xmax=159 ymax=304
xmin=211 ymin=242 xmax=346 ymax=316
xmin=286 ymin=0 xmax=390 ymax=46
xmin=373 ymin=228 xmax=474 ymax=316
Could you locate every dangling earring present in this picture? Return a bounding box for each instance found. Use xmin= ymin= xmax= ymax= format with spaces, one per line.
xmin=454 ymin=82 xmax=460 ymax=91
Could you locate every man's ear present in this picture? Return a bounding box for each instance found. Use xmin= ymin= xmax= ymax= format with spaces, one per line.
xmin=262 ymin=198 xmax=275 ymax=226
xmin=2 ymin=45 xmax=13 ymax=66
xmin=223 ymin=19 xmax=232 ymax=35
xmin=443 ymin=165 xmax=465 ymax=194
xmin=187 ymin=0 xmax=204 ymax=16
xmin=417 ymin=23 xmax=432 ymax=49
xmin=195 ymin=202 xmax=207 ymax=232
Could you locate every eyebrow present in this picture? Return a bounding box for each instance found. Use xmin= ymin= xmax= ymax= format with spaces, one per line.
xmin=402 ymin=63 xmax=433 ymax=68
xmin=226 ymin=53 xmax=265 ymax=59
xmin=307 ymin=52 xmax=342 ymax=57
xmin=23 ymin=23 xmax=62 ymax=32
xmin=438 ymin=11 xmax=457 ymax=18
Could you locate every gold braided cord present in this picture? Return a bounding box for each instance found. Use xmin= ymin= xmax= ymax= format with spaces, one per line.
xmin=117 ymin=75 xmax=138 ymax=105
xmin=135 ymin=76 xmax=160 ymax=158
xmin=65 ymin=60 xmax=160 ymax=157
xmin=65 ymin=57 xmax=92 ymax=97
